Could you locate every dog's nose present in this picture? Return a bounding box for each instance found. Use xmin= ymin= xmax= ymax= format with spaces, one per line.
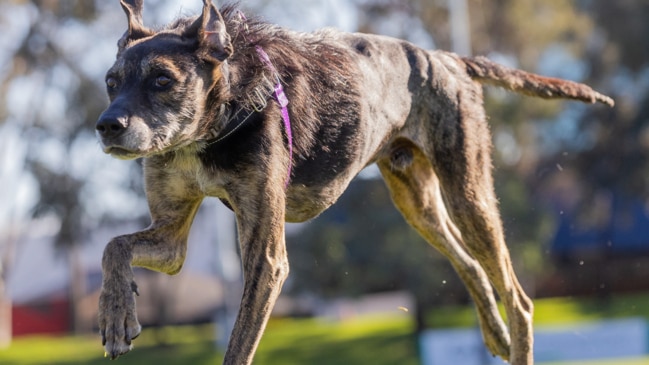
xmin=96 ymin=115 xmax=127 ymax=139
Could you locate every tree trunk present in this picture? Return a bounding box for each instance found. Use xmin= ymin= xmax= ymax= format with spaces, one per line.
xmin=0 ymin=276 xmax=11 ymax=348
xmin=68 ymin=246 xmax=88 ymax=334
xmin=0 ymin=230 xmax=17 ymax=348
xmin=414 ymin=295 xmax=427 ymax=334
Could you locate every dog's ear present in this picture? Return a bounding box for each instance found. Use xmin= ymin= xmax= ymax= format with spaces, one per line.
xmin=186 ymin=0 xmax=233 ymax=62
xmin=117 ymin=0 xmax=153 ymax=52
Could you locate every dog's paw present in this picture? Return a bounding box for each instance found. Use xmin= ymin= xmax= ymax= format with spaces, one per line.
xmin=482 ymin=321 xmax=510 ymax=362
xmin=98 ymin=280 xmax=141 ymax=359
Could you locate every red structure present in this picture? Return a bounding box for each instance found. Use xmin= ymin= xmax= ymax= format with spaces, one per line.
xmin=12 ymin=298 xmax=70 ymax=336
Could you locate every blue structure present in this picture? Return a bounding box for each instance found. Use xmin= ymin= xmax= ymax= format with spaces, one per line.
xmin=551 ymin=196 xmax=649 ymax=260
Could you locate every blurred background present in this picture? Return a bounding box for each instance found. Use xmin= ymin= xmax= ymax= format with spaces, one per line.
xmin=0 ymin=0 xmax=648 ymax=364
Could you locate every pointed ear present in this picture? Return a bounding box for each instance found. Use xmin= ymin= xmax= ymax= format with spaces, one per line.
xmin=117 ymin=0 xmax=153 ymax=51
xmin=187 ymin=0 xmax=233 ymax=62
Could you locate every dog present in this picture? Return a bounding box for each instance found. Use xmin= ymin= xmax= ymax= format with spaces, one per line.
xmin=95 ymin=1 xmax=614 ymax=364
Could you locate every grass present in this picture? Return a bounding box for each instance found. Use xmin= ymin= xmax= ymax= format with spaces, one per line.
xmin=426 ymin=292 xmax=649 ymax=328
xmin=0 ymin=325 xmax=222 ymax=365
xmin=549 ymin=358 xmax=649 ymax=365
xmin=0 ymin=316 xmax=416 ymax=365
xmin=2 ymin=293 xmax=649 ymax=364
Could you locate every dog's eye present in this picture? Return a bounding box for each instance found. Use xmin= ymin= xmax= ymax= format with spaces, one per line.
xmin=106 ymin=77 xmax=118 ymax=89
xmin=155 ymin=75 xmax=172 ymax=88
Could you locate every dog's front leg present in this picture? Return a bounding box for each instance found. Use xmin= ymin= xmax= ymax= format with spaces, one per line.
xmin=99 ymin=188 xmax=202 ymax=359
xmin=223 ymin=182 xmax=289 ymax=365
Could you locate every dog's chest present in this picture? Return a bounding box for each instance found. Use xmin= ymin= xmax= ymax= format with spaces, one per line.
xmin=167 ymin=148 xmax=228 ymax=198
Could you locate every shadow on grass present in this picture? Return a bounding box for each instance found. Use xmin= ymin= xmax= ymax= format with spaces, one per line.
xmin=76 ymin=343 xmax=221 ymax=365
xmin=256 ymin=331 xmax=418 ymax=365
xmin=256 ymin=316 xmax=419 ymax=365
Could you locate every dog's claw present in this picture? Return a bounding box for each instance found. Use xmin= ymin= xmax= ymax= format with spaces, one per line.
xmin=131 ymin=281 xmax=140 ymax=296
xmin=110 ymin=348 xmax=126 ymax=360
xmin=125 ymin=329 xmax=137 ymax=345
xmin=109 ymin=350 xmax=119 ymax=360
xmin=103 ymin=338 xmax=134 ymax=360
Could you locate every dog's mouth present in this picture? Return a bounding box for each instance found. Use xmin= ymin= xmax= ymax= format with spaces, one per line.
xmin=103 ymin=146 xmax=141 ymax=160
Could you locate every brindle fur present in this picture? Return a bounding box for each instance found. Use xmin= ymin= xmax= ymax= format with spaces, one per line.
xmin=96 ymin=1 xmax=614 ymax=364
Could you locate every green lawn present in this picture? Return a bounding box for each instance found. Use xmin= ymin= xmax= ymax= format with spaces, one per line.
xmin=2 ymin=293 xmax=649 ymax=364
xmin=0 ymin=325 xmax=222 ymax=365
xmin=427 ymin=292 xmax=649 ymax=328
xmin=0 ymin=316 xmax=417 ymax=365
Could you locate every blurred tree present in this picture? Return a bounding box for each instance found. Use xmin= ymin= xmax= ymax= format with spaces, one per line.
xmin=565 ymin=0 xmax=649 ymax=197
xmin=0 ymin=0 xmax=150 ymax=333
xmin=1 ymin=0 xmax=105 ymax=333
xmin=529 ymin=1 xmax=649 ymax=227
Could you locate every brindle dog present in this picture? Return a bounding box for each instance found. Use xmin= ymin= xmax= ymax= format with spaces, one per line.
xmin=96 ymin=1 xmax=614 ymax=364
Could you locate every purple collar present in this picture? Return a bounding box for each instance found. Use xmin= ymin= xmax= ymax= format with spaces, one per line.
xmin=255 ymin=46 xmax=294 ymax=188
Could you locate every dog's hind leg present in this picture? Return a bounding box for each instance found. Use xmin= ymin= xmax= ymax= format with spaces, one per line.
xmin=377 ymin=140 xmax=510 ymax=360
xmin=425 ymin=79 xmax=534 ymax=364
xmin=434 ymin=148 xmax=533 ymax=364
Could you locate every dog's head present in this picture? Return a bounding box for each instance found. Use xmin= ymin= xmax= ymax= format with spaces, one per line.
xmin=96 ymin=0 xmax=232 ymax=160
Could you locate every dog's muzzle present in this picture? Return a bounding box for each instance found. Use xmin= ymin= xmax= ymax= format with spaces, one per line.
xmin=95 ymin=108 xmax=141 ymax=159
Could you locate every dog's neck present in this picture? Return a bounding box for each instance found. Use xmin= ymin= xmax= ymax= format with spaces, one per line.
xmin=204 ymin=100 xmax=260 ymax=145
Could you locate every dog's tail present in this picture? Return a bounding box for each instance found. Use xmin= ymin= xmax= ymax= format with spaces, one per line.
xmin=462 ymin=56 xmax=614 ymax=107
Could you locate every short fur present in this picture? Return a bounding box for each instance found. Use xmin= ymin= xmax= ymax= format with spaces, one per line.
xmin=96 ymin=1 xmax=614 ymax=364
